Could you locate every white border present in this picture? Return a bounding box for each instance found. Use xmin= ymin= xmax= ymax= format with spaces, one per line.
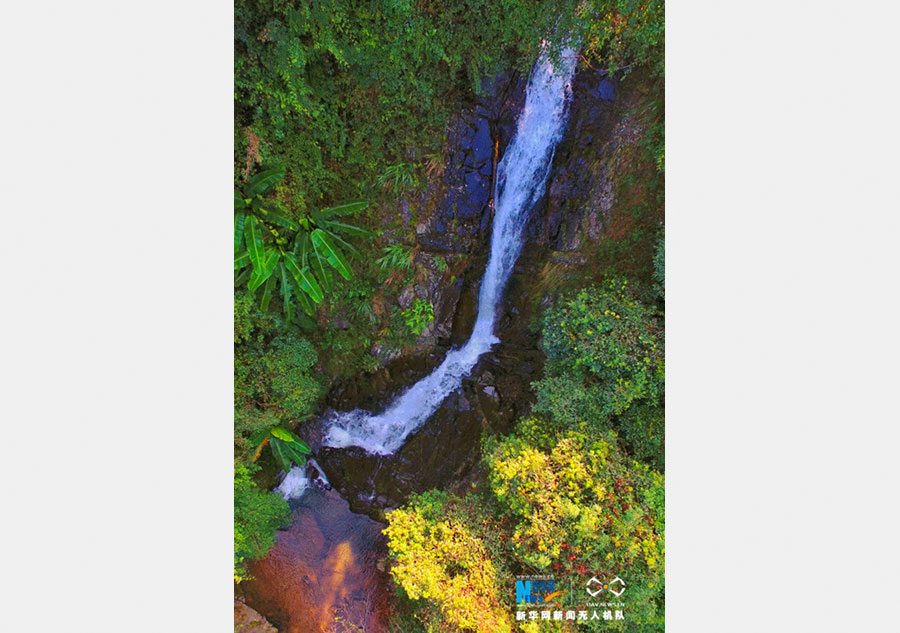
xmin=3 ymin=1 xmax=899 ymax=631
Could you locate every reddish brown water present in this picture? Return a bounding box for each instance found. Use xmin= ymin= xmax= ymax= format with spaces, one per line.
xmin=238 ymin=487 xmax=393 ymax=633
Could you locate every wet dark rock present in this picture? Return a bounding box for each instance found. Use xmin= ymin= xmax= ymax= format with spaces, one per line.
xmin=314 ymin=250 xmax=545 ymax=518
xmin=332 ymin=315 xmax=350 ymax=330
xmin=414 ymin=71 xmax=525 ymax=260
xmin=596 ymin=78 xmax=615 ymax=101
xmin=397 ymin=285 xmax=415 ymax=309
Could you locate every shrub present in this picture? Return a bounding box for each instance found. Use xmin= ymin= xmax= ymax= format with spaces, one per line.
xmin=235 ymin=331 xmax=322 ymax=421
xmin=534 ymin=278 xmax=664 ymax=427
xmin=385 ymin=424 xmax=666 ymax=632
xmin=485 ymin=424 xmax=665 ymax=631
xmin=577 ymin=0 xmax=665 ymax=76
xmin=401 ymin=298 xmax=434 ymax=336
xmin=614 ymin=400 xmax=664 ymax=471
xmin=234 ymin=461 xmax=291 ymax=582
xmin=653 ymin=230 xmax=664 ymax=301
xmin=385 ymin=491 xmax=512 ymax=633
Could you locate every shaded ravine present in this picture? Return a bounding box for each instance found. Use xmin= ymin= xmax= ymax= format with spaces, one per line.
xmin=321 ymin=45 xmax=578 ymax=456
xmin=240 ymin=49 xmax=639 ymax=633
xmin=310 ymin=49 xmax=627 ymax=519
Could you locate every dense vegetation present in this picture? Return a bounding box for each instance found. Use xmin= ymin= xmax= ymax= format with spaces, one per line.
xmin=233 ymin=1 xmax=665 ymax=625
xmin=533 ymin=278 xmax=665 ymax=470
xmin=386 ymin=423 xmax=664 ymax=632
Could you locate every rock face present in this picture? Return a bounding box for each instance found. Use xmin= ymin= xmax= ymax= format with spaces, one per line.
xmin=415 ymin=71 xmax=526 ymax=254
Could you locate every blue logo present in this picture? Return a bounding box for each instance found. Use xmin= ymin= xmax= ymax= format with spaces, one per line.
xmin=516 ymin=579 xmax=560 ymax=604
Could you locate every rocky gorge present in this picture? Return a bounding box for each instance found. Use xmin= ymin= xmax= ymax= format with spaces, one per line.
xmin=237 ymin=59 xmax=664 ymax=633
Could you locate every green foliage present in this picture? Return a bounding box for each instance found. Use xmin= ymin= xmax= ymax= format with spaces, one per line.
xmin=385 ymin=424 xmax=665 ymax=632
xmin=576 ymin=0 xmax=665 ymax=76
xmin=385 ymin=491 xmax=512 ymax=633
xmin=534 ymin=279 xmax=664 ymax=427
xmin=614 ymin=400 xmax=664 ymax=471
xmin=235 ymin=166 xmax=373 ymax=321
xmin=401 ymin=298 xmax=434 ymax=336
xmin=235 ymin=331 xmax=322 ymax=421
xmin=234 ymin=304 xmax=320 ymax=579
xmin=234 ymin=292 xmax=270 ymax=344
xmin=268 ymin=427 xmax=312 ymax=473
xmin=653 ymin=230 xmax=664 ymax=301
xmin=376 ymin=243 xmax=413 ymax=272
xmin=234 ymin=407 xmax=281 ymax=462
xmin=234 ymin=460 xmax=291 ymax=582
xmin=234 ymin=0 xmax=574 ymax=212
xmin=484 ymin=425 xmax=665 ymax=631
xmin=376 ymin=162 xmax=419 ymax=195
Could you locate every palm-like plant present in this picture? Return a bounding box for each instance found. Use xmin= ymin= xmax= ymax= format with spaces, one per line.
xmin=234 ymin=166 xmax=373 ymax=322
xmin=250 ymin=425 xmax=312 ymax=474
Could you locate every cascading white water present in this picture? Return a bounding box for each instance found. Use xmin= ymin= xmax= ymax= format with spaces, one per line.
xmin=323 ymin=46 xmax=578 ymax=456
xmin=276 ymin=458 xmax=331 ymax=500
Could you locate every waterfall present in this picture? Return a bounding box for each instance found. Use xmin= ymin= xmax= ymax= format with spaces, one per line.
xmin=323 ymin=46 xmax=578 ymax=456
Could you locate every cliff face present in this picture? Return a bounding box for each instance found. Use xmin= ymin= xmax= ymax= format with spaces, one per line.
xmin=314 ymin=63 xmax=664 ymax=518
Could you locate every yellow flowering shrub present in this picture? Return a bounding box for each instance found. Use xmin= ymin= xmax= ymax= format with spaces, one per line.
xmin=385 ymin=421 xmax=665 ymax=632
xmin=385 ymin=491 xmax=512 ymax=633
xmin=486 ymin=423 xmax=665 ymax=631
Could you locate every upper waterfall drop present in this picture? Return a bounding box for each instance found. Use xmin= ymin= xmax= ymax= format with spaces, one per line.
xmin=323 ymin=46 xmax=578 ymax=456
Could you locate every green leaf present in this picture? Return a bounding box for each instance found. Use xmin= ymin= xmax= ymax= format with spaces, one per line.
xmin=321 ymin=219 xmax=374 ymax=238
xmin=311 ymin=229 xmax=352 ymax=280
xmin=284 ymin=298 xmax=295 ymax=323
xmin=287 ymin=433 xmax=310 ymax=453
xmin=270 ymin=438 xmax=292 ymax=474
xmin=259 ymin=211 xmax=298 ymax=231
xmin=295 ymin=286 xmax=315 ymax=316
xmin=293 ymin=232 xmax=310 ymax=265
xmin=234 ymin=212 xmax=246 ymax=251
xmin=248 ymin=427 xmax=270 ymax=448
xmin=314 ymin=265 xmax=333 ymax=294
xmin=234 ymin=267 xmax=251 ymax=287
xmin=263 ymin=249 xmax=281 ymax=275
xmin=270 ymin=427 xmax=294 ymax=442
xmin=234 ymin=250 xmax=250 ymax=270
xmin=244 ymin=216 xmax=264 ymax=270
xmin=234 ymin=190 xmax=247 ymax=211
xmin=309 ymin=235 xmax=333 ymax=293
xmin=245 ymin=166 xmax=285 ymax=198
xmin=281 ymin=441 xmax=309 ymax=466
xmin=283 ymin=253 xmax=324 ymax=304
xmin=279 ymin=263 xmax=294 ymax=322
xmin=328 ymin=231 xmax=362 ymax=259
xmin=260 ymin=273 xmax=276 ymax=311
xmin=319 ymin=199 xmax=369 ymax=219
xmin=247 ymin=270 xmax=266 ymax=292
xmin=248 ymin=249 xmax=280 ymax=292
